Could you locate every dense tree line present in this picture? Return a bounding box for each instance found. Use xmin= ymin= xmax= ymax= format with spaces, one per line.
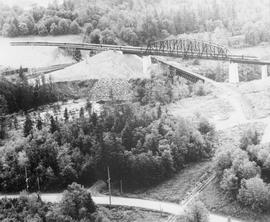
xmin=0 ymin=76 xmax=58 ymax=114
xmin=0 ymin=75 xmax=59 ymax=140
xmin=0 ymin=102 xmax=215 ymax=192
xmin=214 ymin=128 xmax=270 ymax=212
xmin=1 ymin=0 xmax=270 ymax=46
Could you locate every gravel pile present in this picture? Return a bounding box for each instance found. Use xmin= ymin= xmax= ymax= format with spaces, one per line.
xmin=90 ymin=78 xmax=133 ymax=102
xmin=46 ymin=50 xmax=148 ymax=83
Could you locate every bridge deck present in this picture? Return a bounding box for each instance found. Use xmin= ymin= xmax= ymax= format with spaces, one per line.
xmin=153 ymin=57 xmax=213 ymax=83
xmin=10 ymin=41 xmax=270 ymax=65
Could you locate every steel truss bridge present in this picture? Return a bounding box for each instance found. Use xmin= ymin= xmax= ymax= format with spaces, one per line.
xmin=11 ymin=38 xmax=270 ymax=65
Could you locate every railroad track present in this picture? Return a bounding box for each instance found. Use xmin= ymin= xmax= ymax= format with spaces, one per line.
xmin=165 ymin=170 xmax=216 ymax=222
xmin=11 ymin=41 xmax=270 ymax=65
xmin=166 ymin=215 xmax=178 ymax=222
xmin=181 ymin=172 xmax=216 ymax=207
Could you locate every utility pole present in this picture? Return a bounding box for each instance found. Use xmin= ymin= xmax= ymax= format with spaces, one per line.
xmin=120 ymin=179 xmax=123 ymax=195
xmin=107 ymin=166 xmax=111 ymax=206
xmin=37 ymin=176 xmax=40 ymax=192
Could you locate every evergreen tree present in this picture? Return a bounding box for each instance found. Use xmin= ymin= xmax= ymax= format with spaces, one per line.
xmin=0 ymin=117 xmax=7 ymax=139
xmin=19 ymin=66 xmax=25 ymax=80
xmin=121 ymin=122 xmax=133 ymax=150
xmin=23 ymin=114 xmax=33 ymax=137
xmin=50 ymin=116 xmax=58 ymax=134
xmin=90 ymin=112 xmax=98 ymax=126
xmin=79 ymin=107 xmax=84 ymax=119
xmin=14 ymin=116 xmax=18 ymax=130
xmin=36 ymin=118 xmax=43 ymax=130
xmin=85 ymin=100 xmax=92 ymax=117
xmin=157 ymin=104 xmax=162 ymax=118
xmin=0 ymin=95 xmax=8 ymax=139
xmin=64 ymin=108 xmax=69 ymax=122
xmin=73 ymin=49 xmax=82 ymax=62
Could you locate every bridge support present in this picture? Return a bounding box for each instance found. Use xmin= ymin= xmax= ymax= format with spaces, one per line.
xmin=143 ymin=56 xmax=152 ymax=76
xmin=229 ymin=62 xmax=239 ymax=83
xmin=261 ymin=65 xmax=268 ymax=80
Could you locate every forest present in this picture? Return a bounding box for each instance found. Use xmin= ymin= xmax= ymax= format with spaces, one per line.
xmin=0 ymin=95 xmax=215 ymax=192
xmin=214 ymin=129 xmax=270 ymax=212
xmin=0 ymin=0 xmax=270 ymax=46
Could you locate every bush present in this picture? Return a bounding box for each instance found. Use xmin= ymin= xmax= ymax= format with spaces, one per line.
xmin=18 ymin=22 xmax=29 ymax=35
xmin=60 ymin=182 xmax=96 ymax=219
xmin=0 ymin=186 xmax=100 ymax=221
xmin=58 ymin=19 xmax=70 ymax=34
xmin=220 ymin=168 xmax=239 ymax=196
xmin=237 ymin=177 xmax=270 ymax=212
xmin=240 ymin=128 xmax=260 ymax=150
xmin=70 ymin=20 xmax=80 ymax=34
xmin=37 ymin=23 xmax=48 ymax=36
xmin=50 ymin=22 xmax=59 ymax=35
xmin=84 ymin=23 xmax=93 ymax=36
xmin=192 ymin=81 xmax=208 ymax=96
xmin=193 ymin=59 xmax=200 ymax=65
xmin=185 ymin=201 xmax=209 ymax=222
xmin=90 ymin=29 xmax=101 ymax=44
xmin=101 ymin=28 xmax=117 ymax=45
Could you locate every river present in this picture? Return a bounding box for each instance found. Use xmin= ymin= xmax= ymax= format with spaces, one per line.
xmin=0 ymin=35 xmax=82 ymax=70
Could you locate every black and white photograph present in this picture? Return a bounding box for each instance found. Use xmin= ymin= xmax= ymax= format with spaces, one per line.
xmin=0 ymin=0 xmax=270 ymax=221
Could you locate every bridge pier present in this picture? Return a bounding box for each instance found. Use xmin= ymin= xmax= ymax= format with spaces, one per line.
xmin=143 ymin=56 xmax=152 ymax=76
xmin=229 ymin=62 xmax=239 ymax=83
xmin=261 ymin=65 xmax=268 ymax=80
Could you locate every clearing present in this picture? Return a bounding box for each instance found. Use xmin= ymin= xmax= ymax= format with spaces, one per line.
xmin=110 ymin=161 xmax=211 ymax=204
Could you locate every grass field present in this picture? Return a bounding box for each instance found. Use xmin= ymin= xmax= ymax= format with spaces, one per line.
xmin=238 ymin=79 xmax=270 ymax=119
xmin=110 ymin=161 xmax=212 ymax=204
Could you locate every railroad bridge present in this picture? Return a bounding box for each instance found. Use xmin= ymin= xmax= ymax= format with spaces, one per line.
xmin=10 ymin=38 xmax=270 ymax=83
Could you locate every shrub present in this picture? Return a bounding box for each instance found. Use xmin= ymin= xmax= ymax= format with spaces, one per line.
xmin=193 ymin=59 xmax=200 ymax=65
xmin=220 ymin=168 xmax=239 ymax=196
xmin=37 ymin=23 xmax=48 ymax=36
xmin=70 ymin=20 xmax=80 ymax=34
xmin=90 ymin=29 xmax=101 ymax=44
xmin=185 ymin=201 xmax=209 ymax=222
xmin=240 ymin=128 xmax=260 ymax=150
xmin=60 ymin=182 xmax=96 ymax=219
xmin=214 ymin=148 xmax=233 ymax=177
xmin=58 ymin=19 xmax=70 ymax=34
xmin=50 ymin=23 xmax=59 ymax=35
xmin=192 ymin=81 xmax=208 ymax=96
xmin=237 ymin=177 xmax=270 ymax=212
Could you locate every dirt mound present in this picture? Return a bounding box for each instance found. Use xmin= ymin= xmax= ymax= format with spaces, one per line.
xmin=90 ymin=78 xmax=133 ymax=102
xmin=47 ymin=50 xmax=148 ymax=83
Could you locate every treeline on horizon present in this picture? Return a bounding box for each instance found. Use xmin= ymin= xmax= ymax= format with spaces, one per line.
xmin=0 ymin=0 xmax=270 ymax=46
